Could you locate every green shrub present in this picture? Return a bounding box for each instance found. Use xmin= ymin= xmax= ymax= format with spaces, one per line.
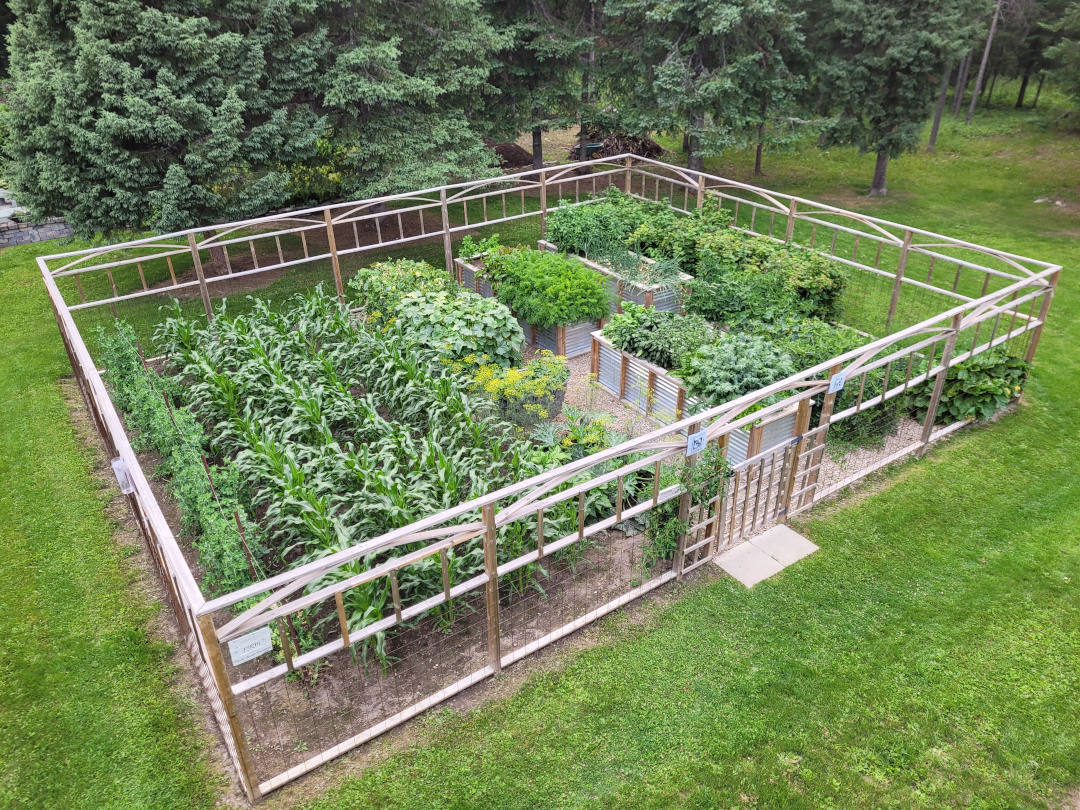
xmin=463 ymin=350 xmax=570 ymax=426
xmin=484 ymin=247 xmax=610 ymax=328
xmin=349 ymin=259 xmax=456 ymax=326
xmin=396 ymin=289 xmax=523 ymax=368
xmin=602 ymin=302 xmax=714 ymax=369
xmin=678 ymin=333 xmax=795 ymax=408
xmin=906 ymin=350 xmax=1029 ymax=424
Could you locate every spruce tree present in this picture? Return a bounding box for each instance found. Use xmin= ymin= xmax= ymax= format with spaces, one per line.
xmin=4 ymin=0 xmax=504 ymax=234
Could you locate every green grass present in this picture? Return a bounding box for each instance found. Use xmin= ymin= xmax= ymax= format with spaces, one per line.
xmin=4 ymin=95 xmax=1080 ymax=809
xmin=0 ymin=242 xmax=220 ymax=808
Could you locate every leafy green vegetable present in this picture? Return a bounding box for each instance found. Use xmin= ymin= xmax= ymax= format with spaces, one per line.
xmin=602 ymin=302 xmax=714 ymax=369
xmin=349 ymin=259 xmax=456 ymax=326
xmin=396 ymin=289 xmax=523 ymax=369
xmin=678 ymin=333 xmax=795 ymax=408
xmin=906 ymin=350 xmax=1029 ymax=424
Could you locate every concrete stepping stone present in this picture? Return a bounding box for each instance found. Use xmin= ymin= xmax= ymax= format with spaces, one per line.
xmin=715 ymin=525 xmax=818 ymax=587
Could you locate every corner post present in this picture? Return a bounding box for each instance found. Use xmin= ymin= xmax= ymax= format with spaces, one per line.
xmin=918 ymin=313 xmax=964 ymax=455
xmin=196 ymin=614 xmax=262 ymax=803
xmin=784 ymin=199 xmax=798 ymax=242
xmin=696 ymin=173 xmax=705 ymax=208
xmin=440 ymin=188 xmax=454 ymax=277
xmin=482 ymin=503 xmax=502 ymax=673
xmin=187 ymin=233 xmax=214 ymax=321
xmin=1024 ymin=269 xmax=1060 ymax=366
xmin=803 ymin=364 xmax=844 ymax=500
xmin=624 ymin=156 xmax=633 ymax=194
xmin=885 ymin=230 xmax=914 ymax=333
xmin=323 ymin=209 xmax=346 ymax=305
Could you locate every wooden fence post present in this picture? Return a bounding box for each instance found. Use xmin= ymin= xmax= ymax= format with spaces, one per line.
xmin=802 ymin=364 xmax=843 ymax=500
xmin=674 ymin=421 xmax=702 ymax=579
xmin=440 ymin=188 xmax=454 ymax=277
xmin=482 ymin=504 xmax=502 ymax=673
xmin=696 ymin=174 xmax=705 ymax=209
xmin=918 ymin=313 xmax=964 ymax=455
xmin=784 ymin=199 xmax=798 ymax=243
xmin=779 ymin=396 xmax=812 ymax=521
xmin=539 ymin=170 xmax=548 ymax=237
xmin=885 ymin=230 xmax=914 ymax=333
xmin=196 ymin=614 xmax=262 ymax=803
xmin=323 ymin=209 xmax=346 ymax=305
xmin=624 ymin=156 xmax=633 ymax=194
xmin=187 ymin=233 xmax=214 ymax=321
xmin=1024 ymin=269 xmax=1060 ymax=365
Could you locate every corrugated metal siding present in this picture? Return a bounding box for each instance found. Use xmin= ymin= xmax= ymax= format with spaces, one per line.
xmin=726 ymin=428 xmax=751 ymax=465
xmin=534 ymin=324 xmax=558 ymax=353
xmin=564 ymin=321 xmax=596 ymax=358
xmin=598 ymin=342 xmax=621 ymax=392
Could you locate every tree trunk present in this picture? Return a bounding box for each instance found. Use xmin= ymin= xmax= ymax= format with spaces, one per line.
xmin=687 ymin=112 xmax=705 ymax=172
xmin=753 ymin=101 xmax=767 ymax=175
xmin=682 ymin=131 xmax=690 ymax=153
xmin=1016 ymin=72 xmax=1031 ymax=108
xmin=201 ymin=230 xmax=228 ymax=275
xmin=868 ymin=151 xmax=889 ymax=197
xmin=967 ymin=0 xmax=1003 ymax=124
xmin=532 ymin=127 xmax=543 ymax=170
xmin=1032 ymin=74 xmax=1045 ymax=109
xmin=754 ymin=140 xmax=764 ymax=175
xmin=952 ymin=51 xmax=972 ymax=116
xmin=927 ymin=65 xmax=951 ymax=154
xmin=984 ymin=71 xmax=997 ymax=108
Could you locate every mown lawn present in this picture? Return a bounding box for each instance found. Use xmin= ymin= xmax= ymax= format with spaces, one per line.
xmin=0 ymin=242 xmax=221 ymax=808
xmin=2 ymin=91 xmax=1079 ymax=809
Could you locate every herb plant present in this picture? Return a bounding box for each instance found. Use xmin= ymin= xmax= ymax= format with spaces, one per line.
xmin=483 ymin=247 xmax=610 ymax=328
xmin=464 ymin=350 xmax=570 ymax=426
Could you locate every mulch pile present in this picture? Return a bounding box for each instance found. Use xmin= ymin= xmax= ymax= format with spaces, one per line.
xmin=486 ymin=140 xmax=535 ymax=169
xmin=566 ymin=126 xmax=665 ymax=161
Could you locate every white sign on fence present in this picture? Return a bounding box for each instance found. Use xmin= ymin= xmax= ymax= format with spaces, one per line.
xmin=828 ymin=372 xmax=847 ymax=394
xmin=685 ymin=428 xmax=708 ymax=457
xmin=227 ymin=625 xmax=273 ymax=666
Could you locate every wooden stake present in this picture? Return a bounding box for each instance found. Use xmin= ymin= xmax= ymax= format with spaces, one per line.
xmin=233 ymin=510 xmax=258 ymax=581
xmin=201 ymin=454 xmax=220 ymax=503
xmin=482 ymin=504 xmax=502 ymax=673
xmin=539 ymin=170 xmax=548 ymax=237
xmin=335 ymin=591 xmax=350 ymax=648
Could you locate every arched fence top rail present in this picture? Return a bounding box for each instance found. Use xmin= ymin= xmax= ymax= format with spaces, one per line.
xmin=37 ymin=154 xmax=1062 ymax=802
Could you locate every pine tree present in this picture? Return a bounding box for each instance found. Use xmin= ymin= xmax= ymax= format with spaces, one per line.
xmin=812 ymin=0 xmax=982 ymax=195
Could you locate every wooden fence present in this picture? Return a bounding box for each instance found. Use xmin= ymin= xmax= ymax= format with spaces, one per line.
xmin=38 ymin=154 xmax=1060 ymax=802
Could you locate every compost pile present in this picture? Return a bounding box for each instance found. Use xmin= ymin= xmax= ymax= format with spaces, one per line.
xmin=486 ymin=140 xmax=534 ymax=169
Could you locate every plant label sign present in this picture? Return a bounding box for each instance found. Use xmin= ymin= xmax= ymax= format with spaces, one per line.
xmin=686 ymin=428 xmax=708 ymax=457
xmin=828 ymin=372 xmax=847 ymax=394
xmin=228 ymin=625 xmax=273 ymax=666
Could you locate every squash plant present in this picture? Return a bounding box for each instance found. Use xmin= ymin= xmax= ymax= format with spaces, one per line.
xmin=906 ymin=350 xmax=1029 ymax=424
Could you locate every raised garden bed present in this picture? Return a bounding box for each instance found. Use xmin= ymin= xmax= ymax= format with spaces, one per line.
xmin=454 ymin=250 xmax=602 ymax=358
xmin=537 ymin=239 xmax=691 ymax=314
xmin=590 ymin=330 xmax=800 ymax=465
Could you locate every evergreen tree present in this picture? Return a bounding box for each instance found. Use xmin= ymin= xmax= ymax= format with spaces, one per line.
xmin=601 ymin=0 xmax=806 ymax=172
xmin=4 ymin=0 xmax=504 ymax=234
xmin=812 ymin=0 xmax=983 ymax=195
